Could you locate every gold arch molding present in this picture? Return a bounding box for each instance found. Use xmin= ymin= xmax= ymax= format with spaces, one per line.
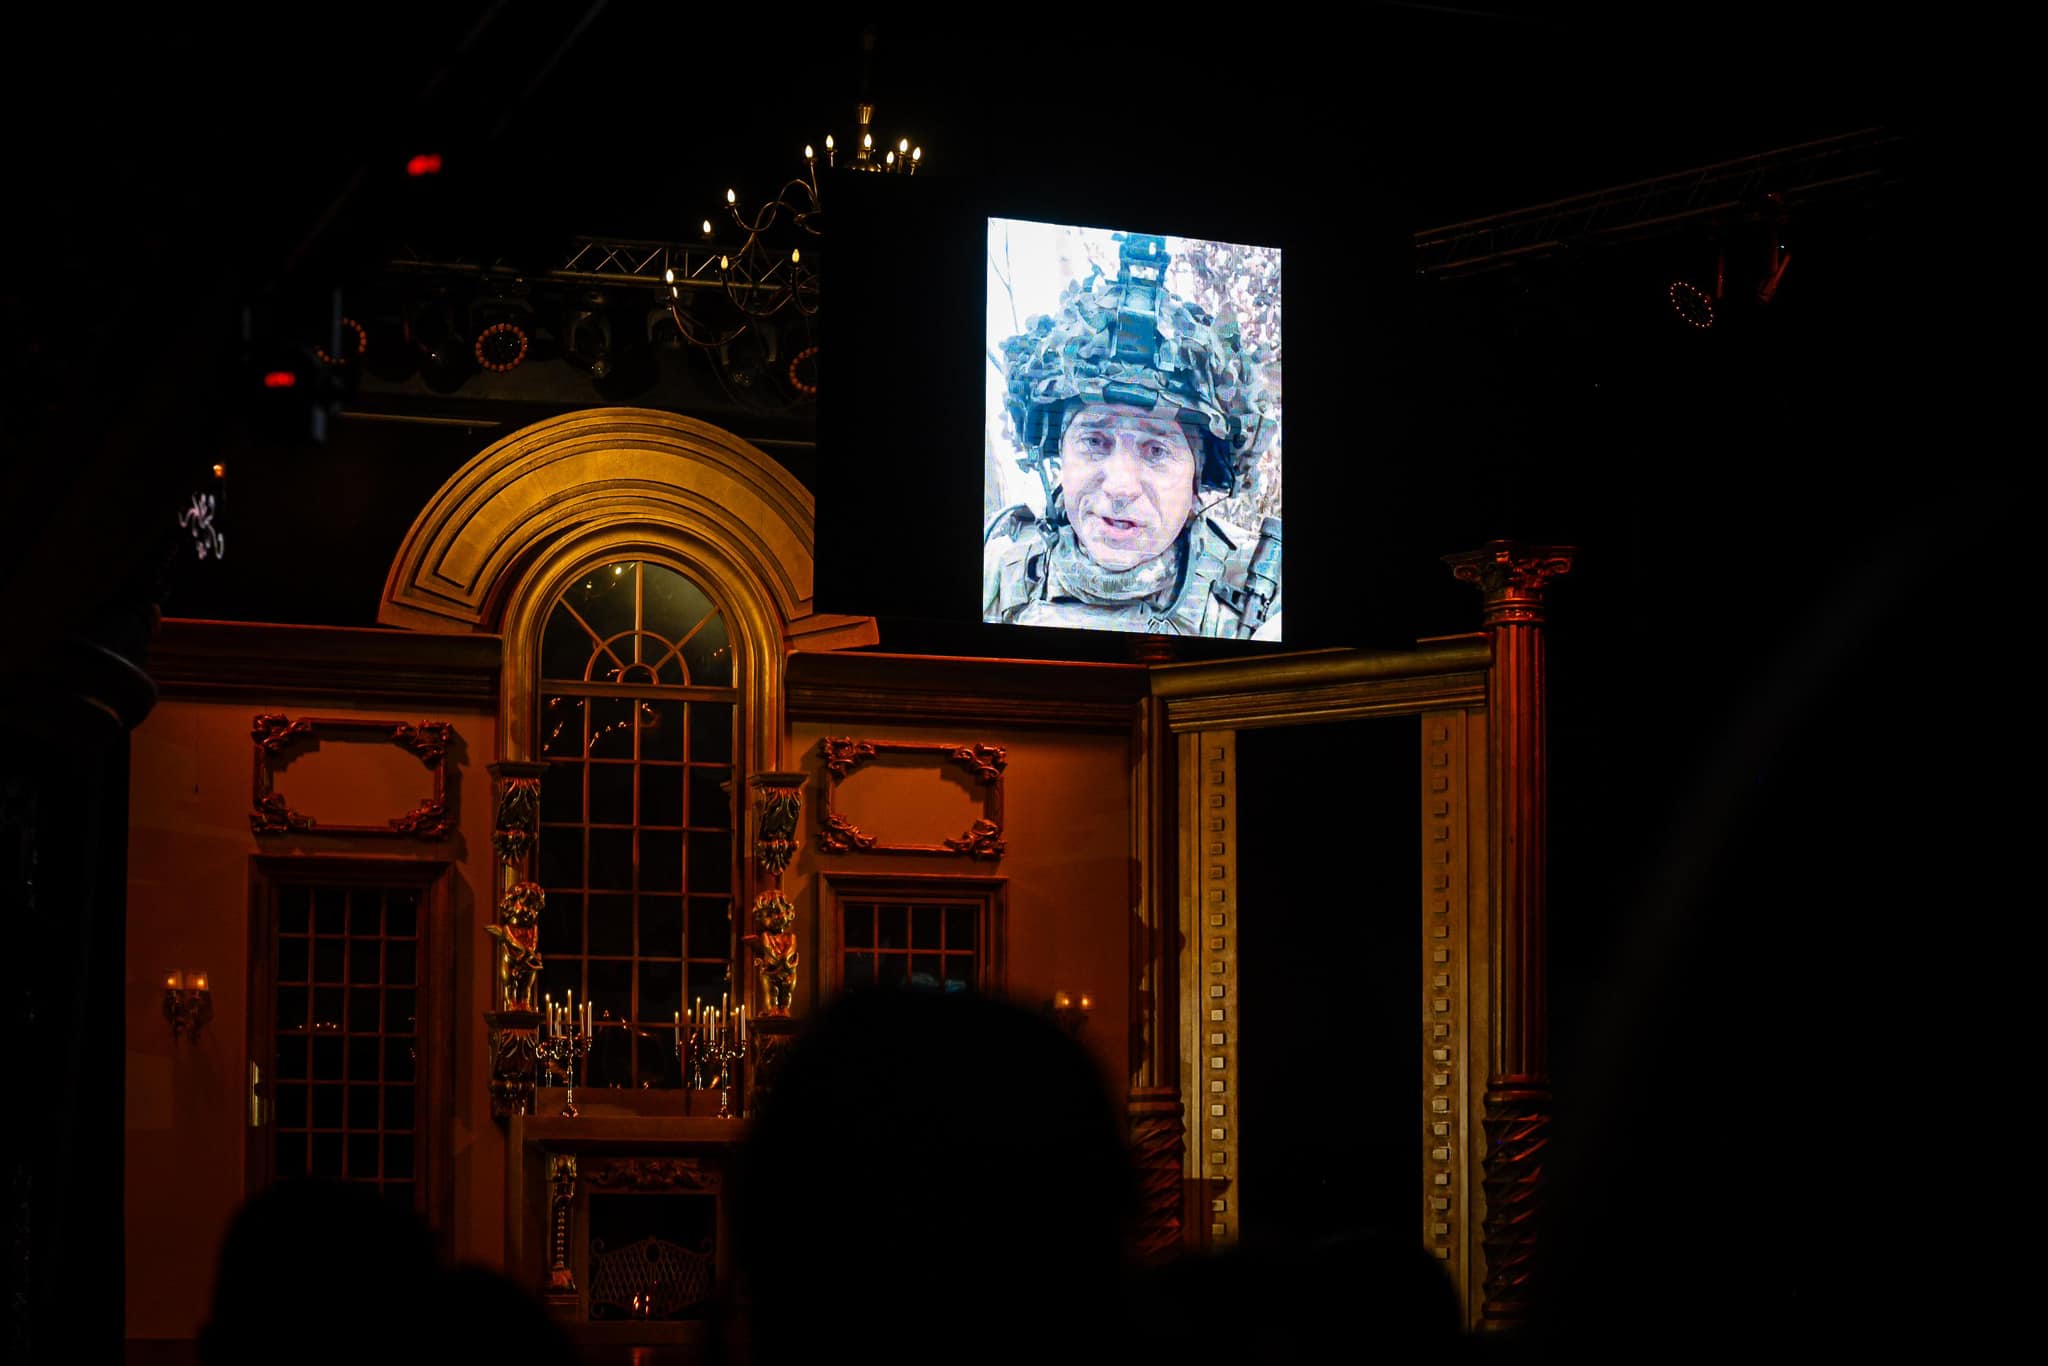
xmin=379 ymin=408 xmax=876 ymax=766
xmin=379 ymin=407 xmax=872 ymax=650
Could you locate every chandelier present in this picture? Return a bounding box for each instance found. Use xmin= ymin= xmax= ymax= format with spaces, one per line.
xmin=662 ymin=93 xmax=922 ymax=365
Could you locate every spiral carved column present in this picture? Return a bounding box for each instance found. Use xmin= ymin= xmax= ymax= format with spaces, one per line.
xmin=1445 ymin=541 xmax=1573 ymax=1329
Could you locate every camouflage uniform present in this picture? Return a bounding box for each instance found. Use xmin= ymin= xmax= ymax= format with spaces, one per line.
xmin=985 ymin=233 xmax=1280 ymax=638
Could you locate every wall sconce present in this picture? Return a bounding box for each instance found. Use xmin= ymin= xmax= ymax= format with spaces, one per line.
xmin=1048 ymin=990 xmax=1093 ymax=1037
xmin=164 ymin=971 xmax=214 ymax=1041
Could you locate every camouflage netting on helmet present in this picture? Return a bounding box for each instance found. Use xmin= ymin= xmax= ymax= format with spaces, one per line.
xmin=1000 ymin=238 xmax=1276 ymax=495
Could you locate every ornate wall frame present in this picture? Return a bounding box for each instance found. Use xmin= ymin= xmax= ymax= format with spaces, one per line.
xmin=249 ymin=713 xmax=455 ymax=838
xmin=815 ymin=737 xmax=1006 ymax=859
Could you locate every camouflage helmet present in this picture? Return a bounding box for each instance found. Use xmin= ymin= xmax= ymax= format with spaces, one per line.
xmin=999 ymin=232 xmax=1276 ymax=495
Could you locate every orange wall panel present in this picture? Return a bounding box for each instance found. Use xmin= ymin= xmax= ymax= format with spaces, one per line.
xmin=124 ymin=700 xmax=502 ymax=1341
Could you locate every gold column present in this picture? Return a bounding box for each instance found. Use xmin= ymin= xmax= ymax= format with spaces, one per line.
xmin=485 ymin=760 xmax=549 ymax=1120
xmin=1444 ymin=541 xmax=1574 ymax=1329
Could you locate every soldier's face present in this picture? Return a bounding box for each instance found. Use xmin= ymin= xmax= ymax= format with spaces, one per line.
xmin=1059 ymin=403 xmax=1198 ymax=572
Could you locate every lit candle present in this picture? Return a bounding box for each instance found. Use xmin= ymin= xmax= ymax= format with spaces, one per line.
xmin=738 ymin=1004 xmax=745 ymax=1044
xmin=191 ymin=972 xmax=209 ymax=993
xmin=165 ymin=971 xmax=183 ymax=991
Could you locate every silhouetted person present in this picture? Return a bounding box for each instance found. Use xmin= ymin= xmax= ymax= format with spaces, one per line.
xmin=198 ymin=1179 xmax=438 ymax=1366
xmin=733 ymin=989 xmax=1135 ymax=1366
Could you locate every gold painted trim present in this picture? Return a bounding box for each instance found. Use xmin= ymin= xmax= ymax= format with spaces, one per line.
xmin=376 ymin=407 xmax=874 ymax=655
xmin=1178 ymin=730 xmax=1240 ymax=1246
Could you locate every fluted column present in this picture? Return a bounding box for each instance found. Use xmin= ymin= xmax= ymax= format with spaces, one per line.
xmin=1444 ymin=540 xmax=1574 ymax=1329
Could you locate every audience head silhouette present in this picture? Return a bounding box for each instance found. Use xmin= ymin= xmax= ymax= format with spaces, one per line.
xmin=735 ymin=988 xmax=1135 ymax=1366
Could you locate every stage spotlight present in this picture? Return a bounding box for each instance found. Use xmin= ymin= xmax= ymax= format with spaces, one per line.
xmin=1668 ymin=281 xmax=1714 ymax=330
xmin=312 ymin=316 xmax=367 ymax=367
xmin=408 ymin=293 xmax=475 ymax=391
xmin=472 ymin=292 xmax=535 ymax=374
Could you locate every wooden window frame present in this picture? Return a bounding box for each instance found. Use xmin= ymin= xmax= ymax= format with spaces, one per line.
xmin=819 ymin=872 xmax=1008 ymax=1001
xmin=246 ymin=855 xmax=455 ymax=1236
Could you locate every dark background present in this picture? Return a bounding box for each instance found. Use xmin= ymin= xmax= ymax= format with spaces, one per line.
xmin=4 ymin=4 xmax=2021 ymax=1352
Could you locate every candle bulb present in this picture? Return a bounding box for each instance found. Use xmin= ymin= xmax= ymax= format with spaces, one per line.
xmin=738 ymin=1004 xmax=746 ymax=1044
xmin=165 ymin=971 xmax=183 ymax=991
xmin=191 ymin=972 xmax=209 ymax=993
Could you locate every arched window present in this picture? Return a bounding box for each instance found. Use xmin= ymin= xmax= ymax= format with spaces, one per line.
xmin=532 ymin=559 xmax=738 ymax=1088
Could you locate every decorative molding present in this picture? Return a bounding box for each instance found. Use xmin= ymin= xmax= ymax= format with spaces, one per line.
xmin=490 ymin=760 xmax=549 ymax=872
xmin=745 ymin=892 xmax=800 ymax=1018
xmin=748 ymin=771 xmax=806 ymax=880
xmin=1163 ymin=671 xmax=1488 ymax=732
xmin=376 ymin=408 xmax=873 ymax=653
xmin=489 ymin=1017 xmax=541 ymax=1120
xmin=1442 ymin=543 xmax=1576 ymax=627
xmin=581 ymin=1157 xmax=720 ymax=1192
xmin=150 ymin=618 xmax=502 ymax=707
xmin=816 ymin=737 xmax=1007 ymax=859
xmin=1179 ymin=730 xmax=1239 ymax=1248
xmin=248 ymin=714 xmax=455 ymax=838
xmin=1420 ymin=708 xmax=1482 ymax=1311
xmin=786 ymin=651 xmax=1147 ymax=731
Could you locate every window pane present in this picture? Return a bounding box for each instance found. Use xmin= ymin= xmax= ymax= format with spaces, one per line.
xmin=641 ymin=702 xmax=685 ymax=762
xmin=314 ymin=1035 xmax=344 ymax=1080
xmin=844 ymin=904 xmax=873 ymax=948
xmin=943 ymin=955 xmax=973 ymax=989
xmin=312 ymin=1085 xmax=343 ymax=1129
xmin=688 ymin=832 xmax=730 ymax=894
xmin=279 ymin=885 xmax=310 ymax=934
xmin=640 ymin=897 xmax=683 ymax=957
xmin=562 ymin=564 xmax=638 ymax=646
xmin=541 ymin=606 xmax=596 ymax=683
xmin=638 ymin=1031 xmax=683 ymax=1089
xmin=590 ymin=763 xmax=633 ymax=825
xmin=689 ymin=705 xmax=732 ymax=763
xmin=640 ymin=765 xmax=684 ymax=826
xmin=385 ymin=1134 xmax=415 ymax=1180
xmin=348 ymin=989 xmax=379 ymax=1033
xmin=384 ymin=989 xmax=416 ymax=1035
xmin=589 ymin=829 xmax=634 ymax=891
xmin=276 ymin=1132 xmax=307 ymax=1179
xmin=945 ymin=905 xmax=975 ymax=951
xmin=876 ymin=909 xmax=906 ymax=952
xmin=588 ymin=698 xmax=634 ymax=759
xmin=276 ymin=1036 xmax=308 ymax=1080
xmin=685 ymin=963 xmax=730 ymax=1018
xmin=314 ymin=887 xmax=346 ymax=935
xmin=539 ymin=826 xmax=583 ymax=888
xmin=311 ymin=1133 xmax=343 ymax=1178
xmin=385 ymin=1087 xmax=415 ymax=1132
xmin=688 ymin=769 xmax=732 ymax=829
xmin=387 ymin=892 xmax=418 ymax=939
xmin=687 ymin=900 xmax=729 ymax=958
xmin=385 ymin=1039 xmax=416 ymax=1084
xmin=641 ymin=830 xmax=683 ymax=893
xmin=313 ymin=940 xmax=345 ymax=984
xmin=541 ymin=892 xmax=583 ymax=957
xmin=912 ymin=906 xmax=940 ymax=949
xmin=641 ymin=564 xmax=716 ymax=646
xmin=349 ymin=1037 xmax=380 ymax=1081
xmin=349 ymin=939 xmax=380 ymax=985
xmin=542 ymin=760 xmax=584 ymax=822
xmin=277 ymin=985 xmax=309 ymax=1029
xmin=844 ymin=953 xmax=875 ymax=990
xmin=540 ymin=697 xmax=586 ymax=759
xmin=878 ymin=955 xmax=907 ymax=988
xmin=348 ymin=1133 xmax=380 ymax=1180
xmin=682 ymin=613 xmax=733 ymax=686
xmin=588 ymin=896 xmax=634 ymax=957
xmin=911 ymin=955 xmax=942 ymax=989
xmin=638 ymin=959 xmax=683 ymax=1023
xmin=386 ymin=942 xmax=415 ymax=986
xmin=349 ymin=891 xmax=381 ymax=936
xmin=539 ymin=959 xmax=580 ymax=1009
xmin=276 ymin=1083 xmax=307 ymax=1129
xmin=587 ymin=959 xmax=632 ymax=1024
xmin=348 ymin=1084 xmax=380 ymax=1130
xmin=313 ymin=987 xmax=343 ymax=1033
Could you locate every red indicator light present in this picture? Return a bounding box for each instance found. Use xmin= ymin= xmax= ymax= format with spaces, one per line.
xmin=406 ymin=153 xmax=443 ymax=177
xmin=262 ymin=370 xmax=297 ymax=389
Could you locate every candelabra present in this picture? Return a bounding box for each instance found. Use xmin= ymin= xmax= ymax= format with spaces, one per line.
xmin=540 ymin=997 xmax=593 ymax=1118
xmin=675 ymin=1013 xmax=748 ymax=1118
xmin=707 ymin=1033 xmax=747 ymax=1119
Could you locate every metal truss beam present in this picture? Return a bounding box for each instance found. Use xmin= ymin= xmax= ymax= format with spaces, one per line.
xmin=1414 ymin=127 xmax=1904 ymax=280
